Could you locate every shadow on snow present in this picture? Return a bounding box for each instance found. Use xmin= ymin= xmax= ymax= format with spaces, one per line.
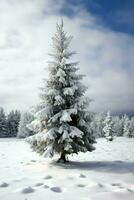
xmin=50 ymin=160 xmax=134 ymax=174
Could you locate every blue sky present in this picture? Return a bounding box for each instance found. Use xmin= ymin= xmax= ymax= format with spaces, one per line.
xmin=61 ymin=0 xmax=134 ymax=35
xmin=0 ymin=0 xmax=133 ymax=115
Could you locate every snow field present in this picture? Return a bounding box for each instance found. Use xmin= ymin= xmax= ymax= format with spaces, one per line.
xmin=0 ymin=137 xmax=134 ymax=200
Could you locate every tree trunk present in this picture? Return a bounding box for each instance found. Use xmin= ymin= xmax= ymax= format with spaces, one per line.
xmin=57 ymin=151 xmax=68 ymax=163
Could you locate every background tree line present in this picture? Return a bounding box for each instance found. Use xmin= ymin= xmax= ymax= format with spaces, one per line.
xmin=0 ymin=107 xmax=34 ymax=138
xmin=0 ymin=107 xmax=134 ymax=139
xmin=90 ymin=111 xmax=134 ymax=139
xmin=0 ymin=107 xmax=20 ymax=137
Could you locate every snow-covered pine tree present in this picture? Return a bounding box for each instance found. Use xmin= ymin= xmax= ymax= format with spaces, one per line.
xmin=7 ymin=110 xmax=20 ymax=137
xmin=17 ymin=112 xmax=34 ymax=138
xmin=0 ymin=108 xmax=8 ymax=138
xmin=115 ymin=116 xmax=124 ymax=136
xmin=112 ymin=116 xmax=122 ymax=137
xmin=103 ymin=111 xmax=114 ymax=141
xmin=129 ymin=117 xmax=134 ymax=138
xmin=28 ymin=21 xmax=95 ymax=162
xmin=123 ymin=114 xmax=130 ymax=137
xmin=92 ymin=113 xmax=106 ymax=137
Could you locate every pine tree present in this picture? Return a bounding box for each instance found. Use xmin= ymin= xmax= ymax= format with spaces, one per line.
xmin=17 ymin=111 xmax=34 ymax=138
xmin=28 ymin=21 xmax=95 ymax=162
xmin=116 ymin=116 xmax=124 ymax=136
xmin=103 ymin=111 xmax=114 ymax=141
xmin=7 ymin=110 xmax=20 ymax=137
xmin=0 ymin=108 xmax=8 ymax=138
xmin=112 ymin=116 xmax=123 ymax=137
xmin=94 ymin=112 xmax=106 ymax=138
xmin=129 ymin=117 xmax=134 ymax=138
xmin=123 ymin=114 xmax=130 ymax=137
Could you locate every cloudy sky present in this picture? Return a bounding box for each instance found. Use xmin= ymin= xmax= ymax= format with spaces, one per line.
xmin=0 ymin=0 xmax=134 ymax=115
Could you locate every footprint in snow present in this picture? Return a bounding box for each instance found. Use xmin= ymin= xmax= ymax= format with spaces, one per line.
xmin=76 ymin=184 xmax=86 ymax=188
xmin=35 ymin=183 xmax=44 ymax=187
xmin=111 ymin=183 xmax=124 ymax=189
xmin=21 ymin=186 xmax=35 ymax=194
xmin=50 ymin=187 xmax=62 ymax=193
xmin=98 ymin=183 xmax=104 ymax=188
xmin=79 ymin=174 xmax=86 ymax=178
xmin=44 ymin=175 xmax=53 ymax=180
xmin=44 ymin=185 xmax=49 ymax=189
xmin=30 ymin=160 xmax=36 ymax=162
xmin=111 ymin=183 xmax=122 ymax=187
xmin=26 ymin=163 xmax=30 ymax=165
xmin=0 ymin=182 xmax=9 ymax=188
xmin=127 ymin=188 xmax=134 ymax=192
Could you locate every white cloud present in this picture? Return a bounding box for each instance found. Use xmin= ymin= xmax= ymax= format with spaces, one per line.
xmin=0 ymin=0 xmax=134 ymax=114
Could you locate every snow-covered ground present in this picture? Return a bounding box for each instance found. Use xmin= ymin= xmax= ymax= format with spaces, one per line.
xmin=0 ymin=137 xmax=134 ymax=200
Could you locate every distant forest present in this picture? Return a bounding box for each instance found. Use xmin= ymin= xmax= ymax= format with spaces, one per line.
xmin=0 ymin=107 xmax=134 ymax=139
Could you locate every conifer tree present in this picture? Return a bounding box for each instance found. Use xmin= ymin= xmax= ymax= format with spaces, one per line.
xmin=94 ymin=112 xmax=106 ymax=138
xmin=7 ymin=110 xmax=20 ymax=137
xmin=123 ymin=114 xmax=130 ymax=137
xmin=115 ymin=116 xmax=124 ymax=136
xmin=17 ymin=111 xmax=34 ymax=138
xmin=28 ymin=21 xmax=95 ymax=162
xmin=112 ymin=116 xmax=123 ymax=136
xmin=103 ymin=111 xmax=114 ymax=141
xmin=129 ymin=117 xmax=134 ymax=138
xmin=0 ymin=108 xmax=8 ymax=138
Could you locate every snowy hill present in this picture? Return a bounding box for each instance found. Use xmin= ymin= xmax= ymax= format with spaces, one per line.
xmin=0 ymin=137 xmax=134 ymax=200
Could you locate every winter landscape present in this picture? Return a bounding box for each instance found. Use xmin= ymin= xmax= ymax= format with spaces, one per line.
xmin=0 ymin=0 xmax=134 ymax=200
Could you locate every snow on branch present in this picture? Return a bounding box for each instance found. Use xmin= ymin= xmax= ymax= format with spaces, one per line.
xmin=70 ymin=126 xmax=84 ymax=138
